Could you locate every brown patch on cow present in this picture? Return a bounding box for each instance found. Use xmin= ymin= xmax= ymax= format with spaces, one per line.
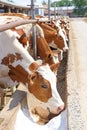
xmin=28 ymin=72 xmax=52 ymax=102
xmin=1 ymin=54 xmax=15 ymax=65
xmin=11 ymin=28 xmax=28 ymax=47
xmin=44 ymin=54 xmax=55 ymax=65
xmin=32 ymin=106 xmax=49 ymax=124
xmin=8 ymin=64 xmax=29 ymax=84
xmin=29 ymin=62 xmax=39 ymax=72
xmin=36 ymin=37 xmax=55 ymax=65
xmin=1 ymin=53 xmax=23 ymax=66
xmin=50 ymin=63 xmax=60 ymax=73
xmin=36 ymin=37 xmax=53 ymax=58
xmin=15 ymin=53 xmax=23 ymax=60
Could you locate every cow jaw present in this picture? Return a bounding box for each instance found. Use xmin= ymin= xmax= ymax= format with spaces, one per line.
xmin=27 ymin=91 xmax=64 ymax=125
xmin=27 ymin=91 xmax=49 ymax=124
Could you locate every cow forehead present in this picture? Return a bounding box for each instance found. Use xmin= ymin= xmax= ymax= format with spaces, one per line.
xmin=36 ymin=64 xmax=56 ymax=88
xmin=28 ymin=73 xmax=52 ymax=102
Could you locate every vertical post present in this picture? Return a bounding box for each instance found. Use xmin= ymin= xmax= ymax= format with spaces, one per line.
xmin=31 ymin=0 xmax=35 ymax=19
xmin=57 ymin=6 xmax=59 ymax=17
xmin=48 ymin=0 xmax=50 ymax=20
xmin=31 ymin=0 xmax=37 ymax=60
xmin=54 ymin=2 xmax=56 ymax=19
xmin=66 ymin=1 xmax=68 ymax=16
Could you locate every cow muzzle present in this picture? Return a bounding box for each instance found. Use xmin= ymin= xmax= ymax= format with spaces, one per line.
xmin=31 ymin=104 xmax=64 ymax=125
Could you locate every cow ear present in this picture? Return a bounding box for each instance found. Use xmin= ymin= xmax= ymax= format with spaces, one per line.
xmin=29 ymin=62 xmax=39 ymax=72
xmin=50 ymin=63 xmax=60 ymax=73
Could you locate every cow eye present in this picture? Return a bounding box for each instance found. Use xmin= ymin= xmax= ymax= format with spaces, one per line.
xmin=41 ymin=84 xmax=48 ymax=89
xmin=59 ymin=36 xmax=63 ymax=39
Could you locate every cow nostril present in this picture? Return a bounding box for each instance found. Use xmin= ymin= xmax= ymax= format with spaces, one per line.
xmin=57 ymin=104 xmax=65 ymax=113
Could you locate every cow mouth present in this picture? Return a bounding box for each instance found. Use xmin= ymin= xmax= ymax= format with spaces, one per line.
xmin=47 ymin=107 xmax=63 ymax=120
xmin=32 ymin=106 xmax=63 ymax=124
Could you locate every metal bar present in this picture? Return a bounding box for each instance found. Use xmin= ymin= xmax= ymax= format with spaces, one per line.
xmin=0 ymin=19 xmax=37 ymax=32
xmin=48 ymin=0 xmax=51 ymax=20
xmin=31 ymin=0 xmax=37 ymax=60
xmin=54 ymin=2 xmax=56 ymax=19
xmin=32 ymin=25 xmax=37 ymax=60
xmin=31 ymin=0 xmax=35 ymax=19
xmin=0 ymin=19 xmax=52 ymax=32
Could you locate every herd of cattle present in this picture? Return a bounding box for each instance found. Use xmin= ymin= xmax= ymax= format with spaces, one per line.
xmin=0 ymin=13 xmax=69 ymax=124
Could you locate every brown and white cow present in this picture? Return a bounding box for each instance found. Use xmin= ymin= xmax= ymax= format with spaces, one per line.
xmin=37 ymin=22 xmax=68 ymax=51
xmin=29 ymin=24 xmax=60 ymax=68
xmin=0 ymin=13 xmax=59 ymax=73
xmin=0 ymin=13 xmax=33 ymax=50
xmin=0 ymin=29 xmax=64 ymax=124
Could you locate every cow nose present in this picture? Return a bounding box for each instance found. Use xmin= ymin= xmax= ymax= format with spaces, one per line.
xmin=57 ymin=104 xmax=65 ymax=113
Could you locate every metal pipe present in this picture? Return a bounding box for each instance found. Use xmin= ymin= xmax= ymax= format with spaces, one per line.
xmin=31 ymin=0 xmax=37 ymax=60
xmin=31 ymin=0 xmax=35 ymax=19
xmin=0 ymin=19 xmax=51 ymax=32
xmin=48 ymin=0 xmax=51 ymax=20
xmin=0 ymin=19 xmax=36 ymax=32
xmin=54 ymin=2 xmax=56 ymax=19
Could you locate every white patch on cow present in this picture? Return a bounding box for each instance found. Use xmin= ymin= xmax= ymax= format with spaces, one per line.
xmin=20 ymin=24 xmax=33 ymax=37
xmin=58 ymin=49 xmax=63 ymax=61
xmin=58 ymin=28 xmax=68 ymax=51
xmin=62 ymin=28 xmax=68 ymax=42
xmin=36 ymin=24 xmax=44 ymax=38
xmin=14 ymin=106 xmax=67 ymax=130
xmin=53 ymin=53 xmax=59 ymax=63
xmin=49 ymin=41 xmax=57 ymax=49
xmin=36 ymin=64 xmax=56 ymax=87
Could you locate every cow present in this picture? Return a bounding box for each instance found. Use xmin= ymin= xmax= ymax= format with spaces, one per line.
xmin=37 ymin=22 xmax=68 ymax=51
xmin=0 ymin=13 xmax=33 ymax=50
xmin=36 ymin=22 xmax=68 ymax=61
xmin=29 ymin=24 xmax=60 ymax=68
xmin=0 ymin=29 xmax=64 ymax=124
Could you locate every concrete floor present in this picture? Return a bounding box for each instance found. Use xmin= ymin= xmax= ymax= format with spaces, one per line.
xmin=67 ymin=18 xmax=87 ymax=130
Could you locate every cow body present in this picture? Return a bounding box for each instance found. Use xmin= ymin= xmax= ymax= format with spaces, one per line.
xmin=0 ymin=29 xmax=64 ymax=124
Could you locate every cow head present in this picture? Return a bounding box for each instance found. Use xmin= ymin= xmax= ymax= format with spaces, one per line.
xmin=27 ymin=64 xmax=64 ymax=124
xmin=8 ymin=62 xmax=64 ymax=125
xmin=37 ymin=22 xmax=68 ymax=51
